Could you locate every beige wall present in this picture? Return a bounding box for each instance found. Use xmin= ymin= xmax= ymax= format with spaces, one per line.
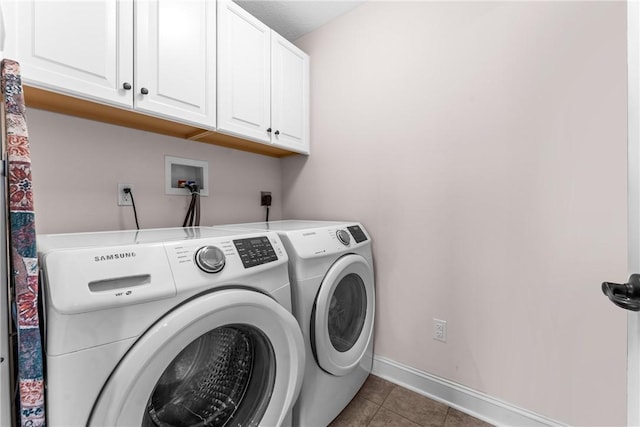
xmin=285 ymin=1 xmax=628 ymax=425
xmin=27 ymin=109 xmax=283 ymax=234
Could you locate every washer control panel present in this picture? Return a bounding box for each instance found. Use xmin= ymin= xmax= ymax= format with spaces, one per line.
xmin=233 ymin=236 xmax=278 ymax=268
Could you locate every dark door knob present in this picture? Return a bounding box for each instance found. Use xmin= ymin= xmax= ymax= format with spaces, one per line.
xmin=602 ymin=274 xmax=640 ymax=311
xmin=122 ymin=82 xmax=132 ymax=90
xmin=140 ymin=87 xmax=149 ymax=95
xmin=274 ymin=130 xmax=280 ymax=135
xmin=267 ymin=128 xmax=272 ymax=133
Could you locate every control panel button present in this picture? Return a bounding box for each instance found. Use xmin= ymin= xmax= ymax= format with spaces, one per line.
xmin=336 ymin=229 xmax=351 ymax=246
xmin=194 ymin=246 xmax=226 ymax=273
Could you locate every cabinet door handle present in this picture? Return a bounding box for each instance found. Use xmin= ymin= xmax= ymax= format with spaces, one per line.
xmin=274 ymin=130 xmax=280 ymax=135
xmin=266 ymin=128 xmax=272 ymax=133
xmin=140 ymin=87 xmax=149 ymax=95
xmin=122 ymin=82 xmax=132 ymax=90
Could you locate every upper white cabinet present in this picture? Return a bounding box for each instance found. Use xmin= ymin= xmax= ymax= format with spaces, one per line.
xmin=217 ymin=1 xmax=271 ymax=144
xmin=217 ymin=1 xmax=309 ymax=154
xmin=271 ymin=32 xmax=310 ymax=154
xmin=0 ymin=0 xmax=307 ymax=157
xmin=135 ymin=0 xmax=216 ymax=127
xmin=2 ymin=0 xmax=216 ymax=129
xmin=2 ymin=0 xmax=133 ymax=108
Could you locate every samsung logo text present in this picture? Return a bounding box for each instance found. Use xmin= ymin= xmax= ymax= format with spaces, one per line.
xmin=94 ymin=252 xmax=137 ymax=262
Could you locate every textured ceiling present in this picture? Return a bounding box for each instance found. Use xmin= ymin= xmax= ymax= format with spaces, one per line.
xmin=234 ymin=1 xmax=365 ymax=41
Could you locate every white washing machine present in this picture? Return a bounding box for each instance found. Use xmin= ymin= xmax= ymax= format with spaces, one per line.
xmin=37 ymin=227 xmax=305 ymax=427
xmin=215 ymin=220 xmax=375 ymax=426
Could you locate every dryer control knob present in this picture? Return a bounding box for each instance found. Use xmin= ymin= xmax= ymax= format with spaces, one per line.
xmin=336 ymin=229 xmax=351 ymax=246
xmin=195 ymin=246 xmax=226 ymax=273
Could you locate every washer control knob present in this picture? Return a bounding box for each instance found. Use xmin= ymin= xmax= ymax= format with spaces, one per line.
xmin=336 ymin=229 xmax=351 ymax=246
xmin=195 ymin=246 xmax=226 ymax=273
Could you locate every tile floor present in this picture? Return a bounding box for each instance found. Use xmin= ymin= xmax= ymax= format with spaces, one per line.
xmin=329 ymin=375 xmax=494 ymax=427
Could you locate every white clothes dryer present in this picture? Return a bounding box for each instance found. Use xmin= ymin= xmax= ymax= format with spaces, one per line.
xmin=37 ymin=227 xmax=305 ymax=427
xmin=215 ymin=220 xmax=375 ymax=427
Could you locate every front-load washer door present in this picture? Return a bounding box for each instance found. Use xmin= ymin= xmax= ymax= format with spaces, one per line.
xmin=313 ymin=254 xmax=375 ymax=376
xmin=89 ymin=288 xmax=304 ymax=427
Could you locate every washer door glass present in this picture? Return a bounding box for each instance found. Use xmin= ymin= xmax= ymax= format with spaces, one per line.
xmin=143 ymin=325 xmax=274 ymax=427
xmin=328 ymin=274 xmax=367 ymax=352
xmin=314 ymin=254 xmax=375 ymax=376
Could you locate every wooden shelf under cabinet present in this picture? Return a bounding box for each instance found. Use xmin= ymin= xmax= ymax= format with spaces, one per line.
xmin=22 ymin=86 xmax=296 ymax=158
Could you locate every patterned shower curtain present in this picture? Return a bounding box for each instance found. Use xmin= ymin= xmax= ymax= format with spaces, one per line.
xmin=1 ymin=59 xmax=46 ymax=426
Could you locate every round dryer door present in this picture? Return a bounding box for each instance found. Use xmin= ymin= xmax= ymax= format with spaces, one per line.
xmin=89 ymin=289 xmax=305 ymax=427
xmin=313 ymin=254 xmax=375 ymax=376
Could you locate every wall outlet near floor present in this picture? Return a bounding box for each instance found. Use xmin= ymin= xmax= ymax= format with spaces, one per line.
xmin=433 ymin=319 xmax=447 ymax=342
xmin=118 ymin=183 xmax=133 ymax=206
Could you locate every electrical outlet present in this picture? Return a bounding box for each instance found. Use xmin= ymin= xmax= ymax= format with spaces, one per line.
xmin=433 ymin=319 xmax=447 ymax=342
xmin=118 ymin=184 xmax=133 ymax=206
xmin=261 ymin=191 xmax=272 ymax=206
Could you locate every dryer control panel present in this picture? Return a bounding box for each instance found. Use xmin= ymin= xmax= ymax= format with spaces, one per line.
xmin=347 ymin=225 xmax=368 ymax=243
xmin=233 ymin=236 xmax=278 ymax=268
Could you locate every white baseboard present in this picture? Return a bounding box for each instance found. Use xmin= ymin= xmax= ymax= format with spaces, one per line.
xmin=372 ymin=355 xmax=567 ymax=427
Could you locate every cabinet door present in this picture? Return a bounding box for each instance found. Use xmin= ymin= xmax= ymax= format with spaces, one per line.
xmin=217 ymin=1 xmax=271 ymax=144
xmin=135 ymin=0 xmax=215 ymax=128
xmin=1 ymin=0 xmax=133 ymax=108
xmin=271 ymin=32 xmax=310 ymax=154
